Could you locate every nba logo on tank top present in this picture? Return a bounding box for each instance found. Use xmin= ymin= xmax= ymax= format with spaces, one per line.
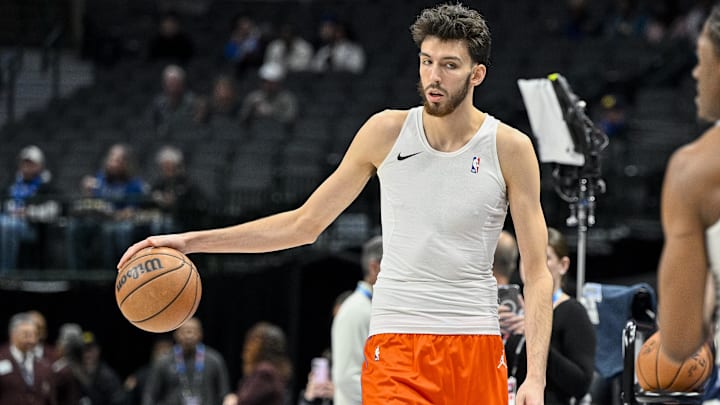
xmin=471 ymin=156 xmax=481 ymax=173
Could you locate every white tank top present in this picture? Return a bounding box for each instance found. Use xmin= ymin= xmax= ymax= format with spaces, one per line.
xmin=708 ymin=219 xmax=720 ymax=364
xmin=370 ymin=107 xmax=507 ymax=336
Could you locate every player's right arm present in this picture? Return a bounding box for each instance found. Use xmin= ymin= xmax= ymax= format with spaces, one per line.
xmin=658 ymin=144 xmax=710 ymax=362
xmin=118 ymin=110 xmax=405 ymax=269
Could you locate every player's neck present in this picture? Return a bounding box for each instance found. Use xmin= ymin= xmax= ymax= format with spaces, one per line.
xmin=422 ymin=104 xmax=485 ymax=152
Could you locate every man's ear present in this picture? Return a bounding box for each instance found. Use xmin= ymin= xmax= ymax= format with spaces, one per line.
xmin=370 ymin=260 xmax=381 ymax=278
xmin=559 ymin=256 xmax=571 ymax=276
xmin=471 ymin=64 xmax=487 ymax=87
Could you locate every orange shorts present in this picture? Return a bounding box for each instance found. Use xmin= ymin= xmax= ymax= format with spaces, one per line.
xmin=362 ymin=334 xmax=508 ymax=404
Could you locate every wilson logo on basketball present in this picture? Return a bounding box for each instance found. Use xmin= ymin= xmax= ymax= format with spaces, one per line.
xmin=116 ymin=259 xmax=164 ymax=292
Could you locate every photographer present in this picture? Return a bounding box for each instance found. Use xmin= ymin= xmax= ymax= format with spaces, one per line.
xmin=499 ymin=227 xmax=596 ymax=404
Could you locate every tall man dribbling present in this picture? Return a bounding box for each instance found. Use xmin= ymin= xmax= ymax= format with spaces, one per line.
xmin=120 ymin=4 xmax=553 ymax=404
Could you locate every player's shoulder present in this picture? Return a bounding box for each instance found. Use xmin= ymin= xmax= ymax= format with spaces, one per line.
xmin=663 ymin=128 xmax=720 ymax=203
xmin=495 ymin=120 xmax=534 ymax=159
xmin=355 ymin=109 xmax=412 ymax=151
xmin=364 ymin=109 xmax=411 ymax=134
xmin=667 ymin=127 xmax=720 ymax=180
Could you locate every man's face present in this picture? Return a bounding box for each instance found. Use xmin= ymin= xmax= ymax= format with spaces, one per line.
xmin=159 ymin=160 xmax=179 ymax=178
xmin=105 ymin=147 xmax=128 ymax=177
xmin=19 ymin=160 xmax=42 ymax=181
xmin=174 ymin=319 xmax=202 ymax=351
xmin=28 ymin=312 xmax=47 ymax=342
xmin=163 ymin=74 xmax=185 ymax=99
xmin=11 ymin=322 xmax=38 ymax=353
xmin=160 ymin=17 xmax=179 ymax=37
xmin=214 ymin=81 xmax=235 ymax=107
xmin=417 ymin=37 xmax=481 ymax=117
xmin=693 ymin=23 xmax=720 ymax=122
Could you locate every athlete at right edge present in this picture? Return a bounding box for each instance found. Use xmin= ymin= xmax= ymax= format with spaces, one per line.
xmin=120 ymin=4 xmax=553 ymax=404
xmin=657 ymin=4 xmax=720 ymax=401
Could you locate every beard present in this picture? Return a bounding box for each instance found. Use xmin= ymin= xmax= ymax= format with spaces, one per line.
xmin=417 ymin=74 xmax=472 ymax=117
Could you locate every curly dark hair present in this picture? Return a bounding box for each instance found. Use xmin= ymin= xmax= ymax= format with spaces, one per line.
xmin=410 ymin=3 xmax=491 ymax=66
xmin=242 ymin=322 xmax=292 ymax=381
xmin=708 ymin=4 xmax=720 ymax=55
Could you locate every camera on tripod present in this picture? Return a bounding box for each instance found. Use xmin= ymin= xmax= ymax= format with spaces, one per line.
xmin=517 ymin=72 xmax=609 ymax=227
xmin=517 ymin=73 xmax=610 ymax=299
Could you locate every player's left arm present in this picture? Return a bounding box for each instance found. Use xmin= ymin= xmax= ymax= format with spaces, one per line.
xmin=658 ymin=146 xmax=709 ymax=362
xmin=498 ymin=125 xmax=553 ymax=402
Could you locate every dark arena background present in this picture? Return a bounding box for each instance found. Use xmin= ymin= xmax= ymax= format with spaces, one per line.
xmin=0 ymin=0 xmax=709 ymax=402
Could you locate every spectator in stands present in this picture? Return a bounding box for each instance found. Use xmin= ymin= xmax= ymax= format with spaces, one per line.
xmin=150 ymin=145 xmax=209 ymax=233
xmin=0 ymin=312 xmax=55 ymax=405
xmin=493 ymin=231 xmax=520 ymax=344
xmin=52 ymin=323 xmax=85 ymax=405
xmin=148 ymin=12 xmax=195 ymax=65
xmin=143 ymin=317 xmax=230 ymax=405
xmin=264 ymin=23 xmax=314 ymax=72
xmin=0 ymin=145 xmax=60 ymax=272
xmin=559 ymin=0 xmax=602 ymax=40
xmin=670 ymin=0 xmax=714 ymax=45
xmin=151 ymin=64 xmax=198 ymax=137
xmin=310 ymin=20 xmax=365 ymax=74
xmin=79 ymin=331 xmax=127 ymax=405
xmin=597 ymin=93 xmax=628 ymax=139
xmin=492 ymin=230 xmax=519 ymax=286
xmin=123 ymin=335 xmax=173 ymax=405
xmin=643 ymin=0 xmax=681 ymax=44
xmin=603 ymin=0 xmax=649 ymax=39
xmin=298 ymin=353 xmax=335 ymax=405
xmin=224 ymin=321 xmax=292 ymax=405
xmin=500 ymin=227 xmax=596 ymax=404
xmin=239 ymin=62 xmax=299 ymax=128
xmin=331 ymin=235 xmax=382 ymax=405
xmin=27 ymin=310 xmax=55 ymax=364
xmin=224 ymin=15 xmax=265 ymax=77
xmin=66 ymin=143 xmax=148 ymax=270
xmin=195 ymin=75 xmax=241 ymax=124
xmin=297 ymin=289 xmax=353 ymax=405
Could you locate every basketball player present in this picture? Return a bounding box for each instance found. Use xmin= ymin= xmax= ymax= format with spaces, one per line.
xmin=657 ymin=4 xmax=720 ymax=375
xmin=120 ymin=4 xmax=553 ymax=403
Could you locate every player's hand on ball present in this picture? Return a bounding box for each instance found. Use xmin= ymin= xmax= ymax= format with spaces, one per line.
xmin=117 ymin=234 xmax=187 ymax=270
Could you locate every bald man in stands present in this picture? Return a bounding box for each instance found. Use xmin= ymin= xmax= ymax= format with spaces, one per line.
xmin=27 ymin=311 xmax=55 ymax=363
xmin=493 ymin=231 xmax=519 ymax=286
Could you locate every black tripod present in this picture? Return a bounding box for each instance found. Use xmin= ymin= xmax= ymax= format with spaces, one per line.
xmin=547 ymin=74 xmax=609 ymax=299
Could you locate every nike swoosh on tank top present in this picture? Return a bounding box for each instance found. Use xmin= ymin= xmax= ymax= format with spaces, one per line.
xmin=372 ymin=106 xmax=507 ymax=336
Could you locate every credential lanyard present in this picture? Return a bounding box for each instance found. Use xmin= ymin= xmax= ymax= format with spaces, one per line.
xmin=174 ymin=344 xmax=205 ymax=401
xmin=356 ymin=284 xmax=372 ymax=300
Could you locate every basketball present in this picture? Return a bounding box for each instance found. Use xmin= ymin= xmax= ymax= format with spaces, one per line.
xmin=636 ymin=331 xmax=713 ymax=392
xmin=115 ymin=247 xmax=202 ymax=333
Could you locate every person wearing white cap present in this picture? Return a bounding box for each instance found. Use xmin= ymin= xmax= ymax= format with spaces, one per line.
xmin=0 ymin=145 xmax=60 ymax=271
xmin=239 ymin=62 xmax=299 ymax=127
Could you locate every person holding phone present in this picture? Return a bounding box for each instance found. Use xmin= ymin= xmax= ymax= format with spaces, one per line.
xmin=500 ymin=227 xmax=596 ymax=404
xmin=298 ymin=356 xmax=334 ymax=405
